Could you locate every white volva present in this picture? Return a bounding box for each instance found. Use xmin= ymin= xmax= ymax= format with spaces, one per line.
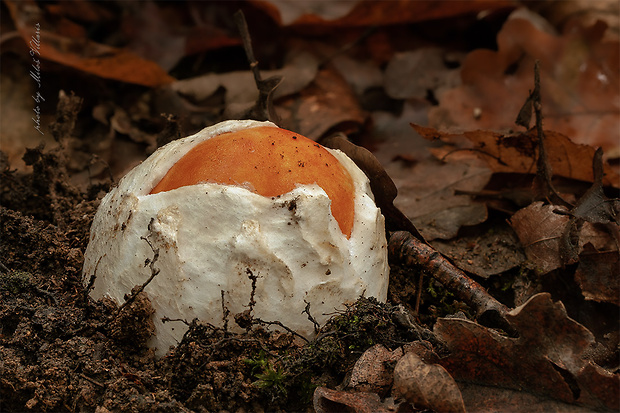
xmin=83 ymin=120 xmax=388 ymax=356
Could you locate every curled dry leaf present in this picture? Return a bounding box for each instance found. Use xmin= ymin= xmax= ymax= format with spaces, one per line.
xmin=510 ymin=201 xmax=616 ymax=274
xmin=413 ymin=124 xmax=620 ymax=188
xmin=392 ymin=351 xmax=466 ymax=413
xmin=348 ymin=344 xmax=403 ymax=396
xmin=313 ymin=386 xmax=397 ymax=413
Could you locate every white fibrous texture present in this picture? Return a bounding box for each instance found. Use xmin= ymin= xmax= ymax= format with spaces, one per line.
xmin=83 ymin=120 xmax=389 ymax=356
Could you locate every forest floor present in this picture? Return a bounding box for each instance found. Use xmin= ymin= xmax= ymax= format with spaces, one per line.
xmin=1 ymin=1 xmax=619 ymax=412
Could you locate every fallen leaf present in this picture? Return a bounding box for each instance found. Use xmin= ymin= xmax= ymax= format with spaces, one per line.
xmin=575 ymin=244 xmax=620 ymax=306
xmin=456 ymin=381 xmax=595 ymax=413
xmin=435 ymin=293 xmax=620 ymax=411
xmin=348 ymin=344 xmax=403 ymax=396
xmin=331 ymin=55 xmax=384 ymax=97
xmin=45 ymin=0 xmax=116 ymax=23
xmin=170 ymin=50 xmax=319 ymax=118
xmin=510 ymin=201 xmax=616 ymax=274
xmin=121 ymin=2 xmax=240 ymax=72
xmin=384 ymin=48 xmax=461 ymax=100
xmin=392 ymin=351 xmax=466 ymax=413
xmin=6 ymin=0 xmax=174 ymax=87
xmin=391 ymin=157 xmax=491 ymax=240
xmin=570 ymin=147 xmax=620 ymax=224
xmin=278 ymin=65 xmax=366 ymax=139
xmin=413 ymin=124 xmax=620 ymax=188
xmin=431 ymin=222 xmax=526 ymax=278
xmin=527 ymin=0 xmax=620 ymax=42
xmin=429 ymin=14 xmax=620 ymax=155
xmin=313 ymin=386 xmax=399 ymax=413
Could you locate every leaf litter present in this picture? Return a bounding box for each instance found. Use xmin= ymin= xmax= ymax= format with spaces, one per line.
xmin=1 ymin=2 xmax=619 ymax=412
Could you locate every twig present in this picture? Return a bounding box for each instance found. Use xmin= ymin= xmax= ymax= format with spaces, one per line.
xmin=560 ymin=147 xmax=620 ymax=263
xmin=389 ymin=231 xmax=510 ymax=327
xmin=246 ymin=268 xmax=257 ymax=312
xmin=116 ymin=222 xmax=160 ymax=314
xmin=161 ymin=317 xmax=192 ymax=327
xmin=252 ymin=318 xmax=310 ymax=343
xmin=234 ymin=10 xmax=281 ymax=123
xmin=221 ymin=289 xmax=230 ymax=333
xmin=303 ymin=300 xmax=321 ymax=335
xmin=83 ymin=256 xmax=101 ymax=304
xmin=79 ymin=373 xmax=104 ymax=388
xmin=0 ymin=261 xmax=10 ymax=275
xmin=527 ymin=61 xmax=572 ymax=208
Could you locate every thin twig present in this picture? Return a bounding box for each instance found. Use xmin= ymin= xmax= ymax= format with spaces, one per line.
xmin=161 ymin=317 xmax=192 ymax=327
xmin=303 ymin=300 xmax=321 ymax=335
xmin=83 ymin=256 xmax=101 ymax=303
xmin=252 ymin=318 xmax=310 ymax=343
xmin=234 ymin=9 xmax=281 ymax=123
xmin=116 ymin=225 xmax=160 ymax=315
xmin=79 ymin=373 xmax=104 ymax=388
xmin=221 ymin=289 xmax=230 ymax=333
xmin=530 ymin=60 xmax=572 ymax=208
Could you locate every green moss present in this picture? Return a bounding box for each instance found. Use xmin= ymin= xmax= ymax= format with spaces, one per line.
xmin=0 ymin=271 xmax=33 ymax=294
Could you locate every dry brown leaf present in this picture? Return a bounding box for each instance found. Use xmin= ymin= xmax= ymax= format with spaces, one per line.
xmin=509 ymin=202 xmax=568 ymax=273
xmin=510 ymin=201 xmax=616 ymax=274
xmin=393 ymin=351 xmax=466 ymax=413
xmin=456 ymin=381 xmax=594 ymax=413
xmin=575 ymin=244 xmax=620 ymax=306
xmin=5 ymin=0 xmax=174 ymax=87
xmin=431 ymin=223 xmax=526 ymax=278
xmin=277 ymin=65 xmax=366 ymax=139
xmin=429 ymin=15 xmax=620 ymax=155
xmin=348 ymin=345 xmax=403 ymax=396
xmin=413 ymin=124 xmax=620 ymax=188
xmin=390 ymin=156 xmax=491 ymax=240
xmin=384 ymin=48 xmax=461 ymax=100
xmin=171 ymin=51 xmax=319 ymax=119
xmin=435 ymin=293 xmax=620 ymax=411
xmin=121 ymin=2 xmax=240 ymax=72
xmin=313 ymin=387 xmax=402 ymax=413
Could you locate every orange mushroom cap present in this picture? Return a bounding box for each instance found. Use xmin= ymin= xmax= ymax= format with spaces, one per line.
xmin=150 ymin=126 xmax=355 ymax=238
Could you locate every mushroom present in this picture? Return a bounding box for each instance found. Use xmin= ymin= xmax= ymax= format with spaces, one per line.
xmin=83 ymin=120 xmax=388 ymax=356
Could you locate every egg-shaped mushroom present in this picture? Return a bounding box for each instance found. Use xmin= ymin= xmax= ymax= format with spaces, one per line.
xmin=83 ymin=120 xmax=388 ymax=356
